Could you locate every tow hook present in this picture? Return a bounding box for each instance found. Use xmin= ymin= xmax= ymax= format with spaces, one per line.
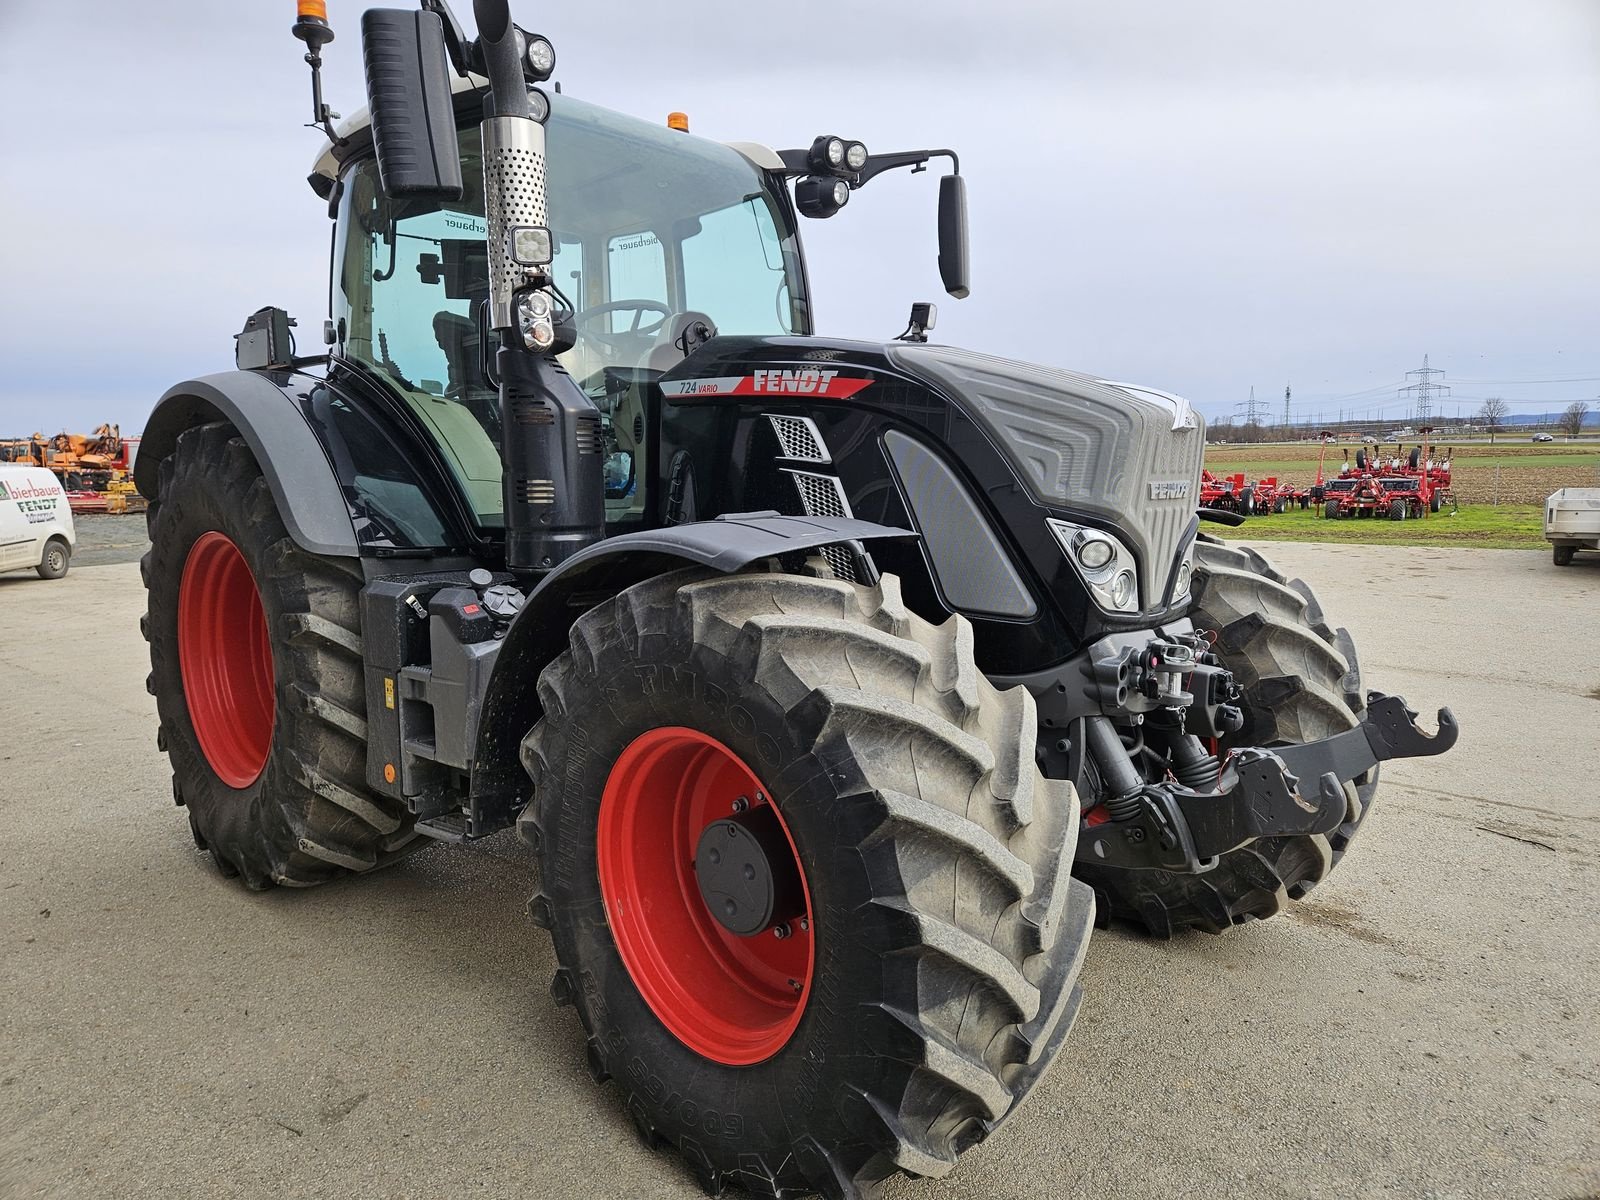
xmin=1080 ymin=693 xmax=1458 ymax=873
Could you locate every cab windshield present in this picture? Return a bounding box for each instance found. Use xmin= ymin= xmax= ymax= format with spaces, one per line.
xmin=333 ymin=93 xmax=807 ymax=528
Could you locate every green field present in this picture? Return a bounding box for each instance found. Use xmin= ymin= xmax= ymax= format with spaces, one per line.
xmin=1216 ymin=503 xmax=1545 ymax=549
xmin=1202 ymin=440 xmax=1597 ymax=546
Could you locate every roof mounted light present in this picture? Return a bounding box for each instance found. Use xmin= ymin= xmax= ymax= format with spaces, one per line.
xmin=845 ymin=141 xmax=869 ymax=171
xmin=809 ymin=135 xmax=853 ymax=176
xmin=524 ymin=34 xmax=556 ymax=80
xmin=796 ymin=175 xmax=850 ymax=219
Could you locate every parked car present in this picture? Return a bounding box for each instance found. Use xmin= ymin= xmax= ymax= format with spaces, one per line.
xmin=1532 ymin=433 xmax=1555 ymax=443
xmin=1546 ymin=488 xmax=1600 ymax=566
xmin=0 ymin=465 xmax=76 ymax=579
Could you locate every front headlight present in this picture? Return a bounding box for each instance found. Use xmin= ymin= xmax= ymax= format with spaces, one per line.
xmin=1171 ymin=538 xmax=1196 ymax=606
xmin=1047 ymin=518 xmax=1141 ymax=613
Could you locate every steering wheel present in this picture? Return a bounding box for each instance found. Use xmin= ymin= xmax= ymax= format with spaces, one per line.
xmin=575 ymin=299 xmax=672 ymax=351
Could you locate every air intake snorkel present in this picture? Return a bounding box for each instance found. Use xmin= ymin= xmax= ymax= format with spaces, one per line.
xmin=474 ymin=0 xmax=603 ymax=575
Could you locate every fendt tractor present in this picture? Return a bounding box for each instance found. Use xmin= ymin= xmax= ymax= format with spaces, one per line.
xmin=137 ymin=3 xmax=1459 ymax=1196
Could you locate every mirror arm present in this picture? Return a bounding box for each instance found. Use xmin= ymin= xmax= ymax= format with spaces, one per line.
xmin=420 ymin=0 xmax=476 ymax=76
xmin=774 ymin=148 xmax=961 ymax=186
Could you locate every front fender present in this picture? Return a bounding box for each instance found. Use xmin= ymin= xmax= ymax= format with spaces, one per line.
xmin=135 ymin=371 xmax=359 ymax=557
xmin=467 ymin=513 xmax=917 ymax=820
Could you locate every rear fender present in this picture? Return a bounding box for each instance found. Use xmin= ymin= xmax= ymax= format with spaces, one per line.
xmin=135 ymin=372 xmax=359 ymax=557
xmin=467 ymin=514 xmax=917 ymax=821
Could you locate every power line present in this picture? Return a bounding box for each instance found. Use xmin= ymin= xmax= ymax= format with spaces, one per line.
xmin=1399 ymin=354 xmax=1450 ymax=423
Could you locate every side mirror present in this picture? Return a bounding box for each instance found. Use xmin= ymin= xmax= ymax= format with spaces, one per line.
xmin=360 ymin=9 xmax=463 ymax=200
xmin=937 ymin=175 xmax=970 ymax=300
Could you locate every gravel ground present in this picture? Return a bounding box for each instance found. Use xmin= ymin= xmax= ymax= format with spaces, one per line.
xmin=64 ymin=513 xmax=149 ymax=568
xmin=1 ymin=545 xmax=1596 ymax=1200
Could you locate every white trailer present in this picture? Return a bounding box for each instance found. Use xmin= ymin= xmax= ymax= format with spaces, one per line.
xmin=1546 ymin=488 xmax=1600 ymax=566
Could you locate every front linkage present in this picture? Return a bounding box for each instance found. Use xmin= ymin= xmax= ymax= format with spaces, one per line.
xmin=1065 ymin=631 xmax=1458 ymax=875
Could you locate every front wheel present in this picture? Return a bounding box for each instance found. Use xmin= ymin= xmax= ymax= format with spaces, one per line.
xmin=35 ymin=537 xmax=70 ymax=579
xmin=520 ymin=568 xmax=1093 ymax=1198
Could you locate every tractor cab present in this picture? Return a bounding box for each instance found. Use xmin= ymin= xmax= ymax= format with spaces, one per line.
xmin=318 ymin=87 xmax=808 ymax=531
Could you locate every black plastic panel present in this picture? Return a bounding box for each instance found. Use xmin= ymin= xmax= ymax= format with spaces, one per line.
xmin=884 ymin=429 xmax=1036 ymax=619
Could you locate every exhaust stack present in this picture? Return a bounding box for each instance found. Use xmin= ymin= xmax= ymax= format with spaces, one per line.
xmin=473 ymin=0 xmax=604 ymax=574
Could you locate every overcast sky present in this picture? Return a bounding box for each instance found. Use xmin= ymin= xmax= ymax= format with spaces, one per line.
xmin=1 ymin=0 xmax=1597 ymax=435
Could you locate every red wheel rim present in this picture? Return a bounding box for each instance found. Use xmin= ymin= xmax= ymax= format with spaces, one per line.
xmin=178 ymin=531 xmax=275 ymax=789
xmin=597 ymin=728 xmax=814 ymax=1066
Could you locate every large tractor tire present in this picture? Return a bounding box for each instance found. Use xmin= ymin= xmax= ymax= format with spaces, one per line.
xmin=520 ymin=567 xmax=1094 ymax=1199
xmin=142 ymin=423 xmax=418 ymax=888
xmin=1075 ymin=540 xmax=1375 ymax=937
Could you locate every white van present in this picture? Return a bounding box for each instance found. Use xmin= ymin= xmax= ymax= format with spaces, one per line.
xmin=0 ymin=465 xmax=76 ymax=579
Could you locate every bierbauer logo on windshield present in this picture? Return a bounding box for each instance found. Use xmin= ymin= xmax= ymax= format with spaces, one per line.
xmin=1148 ymin=480 xmax=1192 ymax=500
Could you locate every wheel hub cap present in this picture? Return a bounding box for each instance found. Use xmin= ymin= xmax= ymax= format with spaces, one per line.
xmin=597 ymin=727 xmax=813 ymax=1065
xmin=178 ymin=531 xmax=274 ymax=789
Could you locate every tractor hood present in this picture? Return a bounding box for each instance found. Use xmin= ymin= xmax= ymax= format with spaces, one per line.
xmin=659 ymin=336 xmax=1207 ymax=617
xmin=885 ymin=344 xmax=1206 ymax=578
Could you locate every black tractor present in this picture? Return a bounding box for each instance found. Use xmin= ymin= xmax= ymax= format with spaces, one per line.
xmin=136 ymin=3 xmax=1458 ymax=1196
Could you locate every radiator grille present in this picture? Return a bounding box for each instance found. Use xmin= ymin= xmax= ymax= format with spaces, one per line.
xmin=785 ymin=469 xmax=851 ymax=520
xmin=767 ymin=414 xmax=830 ymax=463
xmin=784 ymin=469 xmax=859 ymax=583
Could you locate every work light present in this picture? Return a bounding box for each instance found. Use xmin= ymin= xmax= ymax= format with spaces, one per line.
xmin=525 ymin=35 xmax=556 ymax=80
xmin=795 ymin=175 xmax=850 ymax=218
xmin=517 ymin=289 xmax=556 ymax=350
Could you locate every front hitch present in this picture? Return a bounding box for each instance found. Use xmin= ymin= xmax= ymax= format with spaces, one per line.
xmin=1078 ymin=692 xmax=1458 ymax=873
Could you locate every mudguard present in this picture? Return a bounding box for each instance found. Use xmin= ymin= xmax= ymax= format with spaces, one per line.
xmin=135 ymin=372 xmax=360 ymax=558
xmin=466 ymin=513 xmax=918 ymax=823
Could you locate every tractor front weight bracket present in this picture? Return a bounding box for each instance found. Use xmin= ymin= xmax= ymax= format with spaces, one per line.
xmin=1079 ymin=692 xmax=1458 ymax=873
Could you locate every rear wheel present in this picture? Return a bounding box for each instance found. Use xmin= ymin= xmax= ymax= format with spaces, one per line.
xmin=521 ymin=567 xmax=1093 ymax=1198
xmin=1075 ymin=540 xmax=1375 ymax=937
xmin=142 ymin=423 xmax=419 ymax=887
xmin=1238 ymin=486 xmax=1256 ymax=516
xmin=1429 ymin=492 xmax=1441 ymax=514
xmin=1323 ymin=500 xmax=1340 ymax=520
xmin=35 ymin=537 xmax=69 ymax=579
xmin=1553 ymin=544 xmax=1575 ymax=566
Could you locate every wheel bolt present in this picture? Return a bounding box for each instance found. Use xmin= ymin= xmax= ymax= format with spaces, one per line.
xmin=755 ymin=792 xmax=766 ymax=804
xmin=772 ymin=923 xmax=790 ymax=939
xmin=798 ymin=916 xmax=809 ymax=932
xmin=731 ymin=796 xmax=749 ymax=813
